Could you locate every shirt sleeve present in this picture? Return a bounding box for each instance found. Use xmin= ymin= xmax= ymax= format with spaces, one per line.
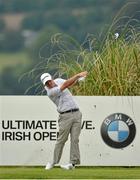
xmin=47 ymin=86 xmax=61 ymax=97
xmin=55 ymin=78 xmax=66 ymax=84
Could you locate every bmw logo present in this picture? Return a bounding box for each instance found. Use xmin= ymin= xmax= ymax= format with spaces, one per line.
xmin=100 ymin=113 xmax=136 ymax=148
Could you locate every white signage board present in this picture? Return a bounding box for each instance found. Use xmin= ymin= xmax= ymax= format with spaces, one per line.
xmin=0 ymin=96 xmax=139 ymax=166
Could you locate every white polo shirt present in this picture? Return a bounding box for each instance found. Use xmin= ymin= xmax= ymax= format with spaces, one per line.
xmin=45 ymin=78 xmax=79 ymax=113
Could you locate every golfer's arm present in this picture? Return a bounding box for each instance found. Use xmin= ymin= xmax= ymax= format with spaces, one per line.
xmin=60 ymin=74 xmax=80 ymax=91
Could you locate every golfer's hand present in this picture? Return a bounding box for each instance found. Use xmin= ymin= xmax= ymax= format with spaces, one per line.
xmin=78 ymin=71 xmax=88 ymax=78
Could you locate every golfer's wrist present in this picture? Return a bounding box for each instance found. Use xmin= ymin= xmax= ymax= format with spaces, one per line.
xmin=76 ymin=74 xmax=82 ymax=79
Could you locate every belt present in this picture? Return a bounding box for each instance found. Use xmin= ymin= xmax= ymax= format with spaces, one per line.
xmin=60 ymin=109 xmax=79 ymax=114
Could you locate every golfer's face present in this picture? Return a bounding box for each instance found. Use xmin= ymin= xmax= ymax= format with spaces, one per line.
xmin=46 ymin=80 xmax=55 ymax=88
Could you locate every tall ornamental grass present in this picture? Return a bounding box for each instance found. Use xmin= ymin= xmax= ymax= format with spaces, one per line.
xmin=22 ymin=12 xmax=140 ymax=95
xmin=58 ymin=31 xmax=140 ymax=95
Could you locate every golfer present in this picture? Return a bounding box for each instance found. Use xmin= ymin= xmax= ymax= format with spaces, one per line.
xmin=40 ymin=71 xmax=87 ymax=170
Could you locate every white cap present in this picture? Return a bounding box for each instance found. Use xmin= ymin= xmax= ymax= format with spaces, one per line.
xmin=40 ymin=73 xmax=52 ymax=85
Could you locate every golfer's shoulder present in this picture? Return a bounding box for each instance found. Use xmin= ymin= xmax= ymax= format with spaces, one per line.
xmin=54 ymin=78 xmax=66 ymax=84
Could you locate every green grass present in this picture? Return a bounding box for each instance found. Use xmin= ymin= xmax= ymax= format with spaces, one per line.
xmin=0 ymin=51 xmax=30 ymax=71
xmin=58 ymin=33 xmax=140 ymax=96
xmin=0 ymin=167 xmax=140 ymax=179
xmin=28 ymin=24 xmax=140 ymax=95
